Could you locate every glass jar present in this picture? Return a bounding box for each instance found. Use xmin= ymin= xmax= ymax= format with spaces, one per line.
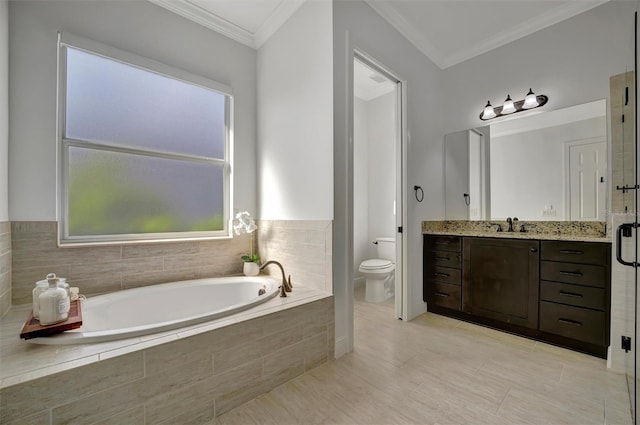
xmin=31 ymin=280 xmax=49 ymax=320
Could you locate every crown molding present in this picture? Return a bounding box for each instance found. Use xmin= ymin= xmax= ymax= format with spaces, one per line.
xmin=149 ymin=0 xmax=308 ymax=50
xmin=254 ymin=0 xmax=307 ymax=48
xmin=366 ymin=0 xmax=609 ymax=70
xmin=148 ymin=0 xmax=256 ymax=48
xmin=364 ymin=0 xmax=446 ymax=69
xmin=443 ymin=0 xmax=610 ymax=68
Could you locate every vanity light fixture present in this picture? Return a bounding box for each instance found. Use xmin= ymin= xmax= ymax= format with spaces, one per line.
xmin=480 ymin=88 xmax=548 ymax=121
xmin=501 ymin=95 xmax=516 ymax=114
xmin=482 ymin=101 xmax=496 ymax=119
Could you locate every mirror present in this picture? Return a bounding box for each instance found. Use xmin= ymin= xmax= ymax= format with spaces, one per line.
xmin=444 ymin=99 xmax=607 ymax=221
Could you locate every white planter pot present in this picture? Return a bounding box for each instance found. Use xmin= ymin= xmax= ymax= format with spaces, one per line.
xmin=243 ymin=262 xmax=260 ymax=276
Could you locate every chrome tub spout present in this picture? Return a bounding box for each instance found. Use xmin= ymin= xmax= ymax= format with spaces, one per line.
xmin=259 ymin=260 xmax=292 ymax=297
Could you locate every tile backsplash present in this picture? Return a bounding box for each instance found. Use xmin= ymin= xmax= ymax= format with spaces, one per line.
xmin=10 ymin=220 xmax=334 ymax=307
xmin=11 ymin=222 xmax=252 ymax=306
xmin=257 ymin=220 xmax=333 ymax=293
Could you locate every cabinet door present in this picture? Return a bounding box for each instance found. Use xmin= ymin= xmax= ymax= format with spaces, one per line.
xmin=463 ymin=237 xmax=540 ymax=329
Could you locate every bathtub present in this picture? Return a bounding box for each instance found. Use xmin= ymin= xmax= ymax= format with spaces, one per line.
xmin=28 ymin=276 xmax=280 ymax=345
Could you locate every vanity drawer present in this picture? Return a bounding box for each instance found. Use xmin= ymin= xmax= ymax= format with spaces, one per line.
xmin=539 ymin=301 xmax=606 ymax=346
xmin=425 ymin=250 xmax=461 ymax=269
xmin=425 ymin=235 xmax=461 ymax=253
xmin=425 ymin=265 xmax=461 ymax=285
xmin=540 ymin=261 xmax=607 ymax=288
xmin=428 ymin=282 xmax=461 ymax=310
xmin=541 ymin=241 xmax=609 ymax=266
xmin=540 ymin=281 xmax=605 ymax=311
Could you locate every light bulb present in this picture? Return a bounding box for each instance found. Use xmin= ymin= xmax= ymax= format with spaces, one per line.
xmin=522 ymin=88 xmax=538 ymax=109
xmin=501 ymin=94 xmax=516 ymax=114
xmin=482 ymin=101 xmax=496 ymax=119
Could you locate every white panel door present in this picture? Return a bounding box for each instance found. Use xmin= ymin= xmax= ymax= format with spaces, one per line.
xmin=567 ymin=140 xmax=606 ymax=221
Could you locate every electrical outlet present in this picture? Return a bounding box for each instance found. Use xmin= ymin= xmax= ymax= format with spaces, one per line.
xmin=622 ymin=336 xmax=631 ymax=352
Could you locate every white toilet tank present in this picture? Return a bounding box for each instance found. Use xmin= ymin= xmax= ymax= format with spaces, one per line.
xmin=376 ymin=237 xmax=396 ymax=261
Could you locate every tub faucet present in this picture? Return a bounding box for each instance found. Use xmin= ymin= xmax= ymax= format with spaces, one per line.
xmin=260 ymin=260 xmax=292 ymax=298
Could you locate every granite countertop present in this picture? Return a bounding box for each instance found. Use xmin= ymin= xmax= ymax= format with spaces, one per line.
xmin=422 ymin=220 xmax=611 ymax=243
xmin=422 ymin=229 xmax=610 ymax=243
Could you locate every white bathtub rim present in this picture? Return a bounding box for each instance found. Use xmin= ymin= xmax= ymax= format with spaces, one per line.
xmin=1 ymin=287 xmax=333 ymax=389
xmin=27 ymin=276 xmax=280 ymax=345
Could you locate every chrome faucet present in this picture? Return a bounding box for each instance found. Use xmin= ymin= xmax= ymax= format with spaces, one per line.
xmin=259 ymin=260 xmax=292 ymax=297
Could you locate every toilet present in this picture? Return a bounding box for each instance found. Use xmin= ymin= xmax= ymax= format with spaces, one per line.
xmin=359 ymin=237 xmax=395 ymax=303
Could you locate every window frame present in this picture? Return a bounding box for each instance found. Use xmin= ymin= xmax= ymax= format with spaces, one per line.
xmin=56 ymin=33 xmax=234 ymax=246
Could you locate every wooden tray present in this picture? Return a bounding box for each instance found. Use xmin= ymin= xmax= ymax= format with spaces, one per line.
xmin=20 ymin=300 xmax=83 ymax=340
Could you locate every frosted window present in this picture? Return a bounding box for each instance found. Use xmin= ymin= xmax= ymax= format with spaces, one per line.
xmin=68 ymin=147 xmax=224 ymax=236
xmin=59 ymin=40 xmax=232 ymax=244
xmin=66 ymin=48 xmax=226 ymax=159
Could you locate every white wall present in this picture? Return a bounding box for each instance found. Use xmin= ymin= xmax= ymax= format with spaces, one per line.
xmin=333 ymin=0 xmax=444 ymax=355
xmin=257 ymin=0 xmax=333 ymax=220
xmin=0 ymin=0 xmax=8 ymax=221
xmin=353 ymin=97 xmax=369 ymax=278
xmin=367 ymin=91 xmax=396 ymax=242
xmin=442 ymin=1 xmax=635 ymax=135
xmin=353 ymin=91 xmax=397 ymax=278
xmin=8 ymin=0 xmax=257 ymax=221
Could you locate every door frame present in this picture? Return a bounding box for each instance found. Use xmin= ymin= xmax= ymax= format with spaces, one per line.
xmin=353 ymin=48 xmax=408 ymax=321
xmin=563 ymin=136 xmax=607 ymax=221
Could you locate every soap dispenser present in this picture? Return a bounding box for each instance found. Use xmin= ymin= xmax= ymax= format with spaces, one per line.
xmin=38 ymin=273 xmax=70 ymax=325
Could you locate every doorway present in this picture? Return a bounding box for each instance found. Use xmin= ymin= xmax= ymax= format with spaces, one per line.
xmin=564 ymin=137 xmax=607 ymax=221
xmin=352 ymin=52 xmax=405 ymax=320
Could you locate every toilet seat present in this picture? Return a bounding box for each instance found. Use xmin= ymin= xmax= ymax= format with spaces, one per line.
xmin=359 ymin=259 xmax=394 ymax=273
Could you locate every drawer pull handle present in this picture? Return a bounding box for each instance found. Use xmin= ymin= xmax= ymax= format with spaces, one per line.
xmin=559 ymin=250 xmax=584 ymax=255
xmin=558 ymin=318 xmax=582 ymax=327
xmin=436 ymin=256 xmax=450 ymax=261
xmin=559 ymin=271 xmax=583 ymax=277
xmin=435 ymin=272 xmax=450 ymax=277
xmin=435 ymin=292 xmax=450 ymax=298
xmin=559 ymin=290 xmax=583 ymax=298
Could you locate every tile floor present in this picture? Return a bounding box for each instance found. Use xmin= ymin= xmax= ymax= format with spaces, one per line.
xmin=216 ymin=286 xmax=633 ymax=424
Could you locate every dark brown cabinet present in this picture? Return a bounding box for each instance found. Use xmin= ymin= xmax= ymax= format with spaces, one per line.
xmin=423 ymin=235 xmax=462 ymax=310
xmin=423 ymin=234 xmax=611 ymax=358
xmin=462 ymin=237 xmax=539 ymax=329
xmin=538 ymin=241 xmax=610 ymax=354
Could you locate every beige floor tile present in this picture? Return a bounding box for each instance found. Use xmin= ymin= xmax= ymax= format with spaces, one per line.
xmin=217 ymin=285 xmax=633 ymax=425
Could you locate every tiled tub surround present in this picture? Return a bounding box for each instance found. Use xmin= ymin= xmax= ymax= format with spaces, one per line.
xmin=0 ymin=222 xmax=10 ymax=317
xmin=0 ymin=288 xmax=334 ymax=424
xmin=10 ymin=221 xmax=255 ymax=306
xmin=11 ymin=220 xmax=333 ymax=307
xmin=257 ymin=220 xmax=333 ymax=293
xmin=422 ymin=220 xmax=608 ymax=242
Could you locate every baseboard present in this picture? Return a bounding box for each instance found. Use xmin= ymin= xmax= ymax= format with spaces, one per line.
xmin=354 ymin=277 xmax=365 ymax=288
xmin=335 ymin=336 xmax=348 ymax=358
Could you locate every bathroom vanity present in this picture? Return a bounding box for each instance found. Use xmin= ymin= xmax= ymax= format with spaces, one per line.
xmin=423 ymin=230 xmax=611 ymax=358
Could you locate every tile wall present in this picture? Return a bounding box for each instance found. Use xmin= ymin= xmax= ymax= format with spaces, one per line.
xmin=0 ymin=222 xmax=11 ymax=317
xmin=11 ymin=220 xmax=334 ymax=307
xmin=257 ymin=220 xmax=333 ymax=293
xmin=10 ymin=222 xmax=254 ymax=306
xmin=610 ymin=71 xmax=635 ymax=215
xmin=609 ymin=213 xmax=636 ymax=374
xmin=0 ymin=296 xmax=335 ymax=424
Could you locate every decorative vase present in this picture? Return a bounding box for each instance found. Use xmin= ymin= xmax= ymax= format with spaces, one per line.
xmin=243 ymin=262 xmax=260 ymax=276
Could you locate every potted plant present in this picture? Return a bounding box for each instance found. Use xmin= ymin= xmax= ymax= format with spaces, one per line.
xmin=232 ymin=210 xmax=260 ymax=276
